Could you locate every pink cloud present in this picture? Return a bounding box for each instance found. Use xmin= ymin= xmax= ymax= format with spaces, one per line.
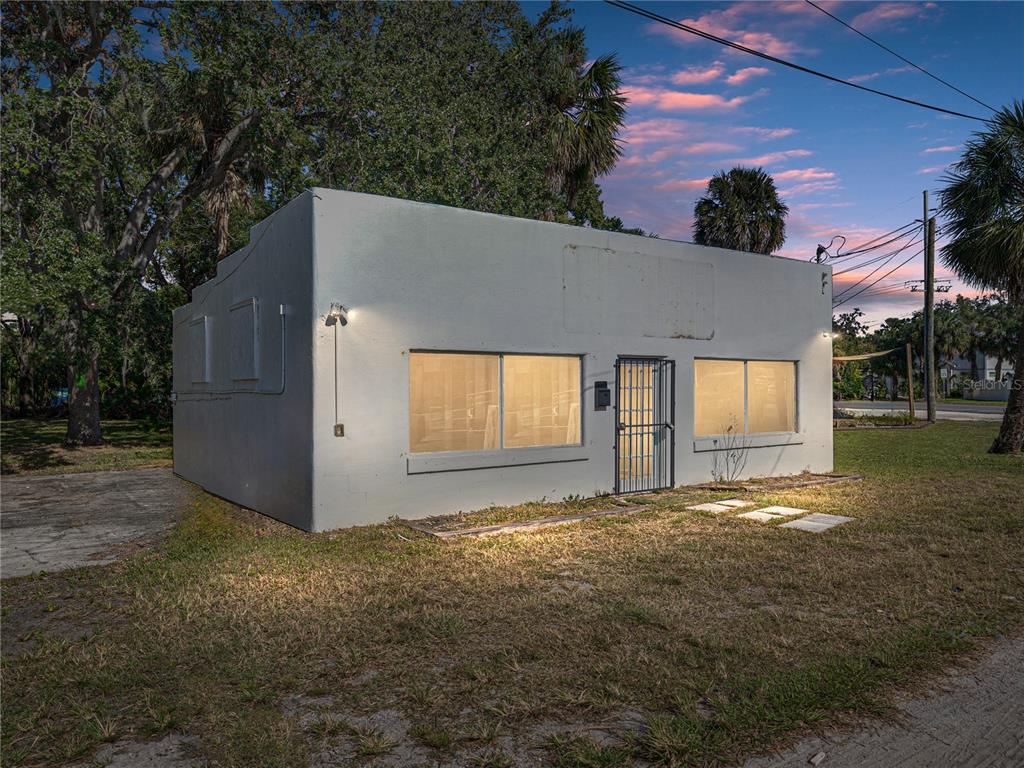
xmin=654 ymin=178 xmax=711 ymax=192
xmin=733 ymin=126 xmax=798 ymax=141
xmin=848 ymin=65 xmax=914 ymax=83
xmin=620 ymin=118 xmax=693 ymax=146
xmin=850 ymin=2 xmax=936 ymax=30
xmin=780 ymin=180 xmax=842 ymax=196
xmin=773 ymin=167 xmax=841 ymax=196
xmin=917 ymin=164 xmax=948 ymax=175
xmin=730 ymin=148 xmax=813 ymax=166
xmin=922 ymin=145 xmax=959 ymax=154
xmin=618 ymin=146 xmax=686 ymax=168
xmin=671 ymin=62 xmax=726 ymax=85
xmin=683 ymin=141 xmax=743 ymax=154
xmin=773 ymin=167 xmax=836 ymax=182
xmin=624 ymin=85 xmax=753 ymax=111
xmin=792 ymin=202 xmax=853 ymax=210
xmin=832 ymin=260 xmax=922 ymax=293
xmin=726 ymin=66 xmax=771 ymax=85
xmin=648 ymin=2 xmax=818 ymax=58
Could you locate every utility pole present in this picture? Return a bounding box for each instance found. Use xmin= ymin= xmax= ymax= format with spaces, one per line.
xmin=906 ymin=343 xmax=915 ymax=419
xmin=921 ymin=190 xmax=936 ymax=423
xmin=925 ymin=215 xmax=937 ymax=422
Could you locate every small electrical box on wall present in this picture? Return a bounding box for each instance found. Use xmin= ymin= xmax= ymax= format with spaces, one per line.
xmin=334 ymin=423 xmax=345 ymax=437
xmin=594 ymin=381 xmax=611 ymax=409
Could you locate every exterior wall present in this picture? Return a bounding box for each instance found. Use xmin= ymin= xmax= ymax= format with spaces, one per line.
xmin=309 ymin=189 xmax=833 ymax=531
xmin=172 ymin=192 xmax=315 ymax=529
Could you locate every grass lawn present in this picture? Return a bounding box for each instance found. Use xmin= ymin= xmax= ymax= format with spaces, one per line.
xmin=2 ymin=422 xmax=1021 ymax=767
xmin=0 ymin=418 xmax=172 ymax=475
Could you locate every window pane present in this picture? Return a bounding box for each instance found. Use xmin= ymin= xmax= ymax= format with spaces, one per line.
xmin=503 ymin=355 xmax=581 ymax=448
xmin=409 ymin=353 xmax=499 ymax=453
xmin=694 ymin=359 xmax=744 ymax=436
xmin=748 ymin=361 xmax=796 ymax=433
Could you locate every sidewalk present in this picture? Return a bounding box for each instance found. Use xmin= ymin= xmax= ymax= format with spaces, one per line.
xmin=744 ymin=636 xmax=1024 ymax=767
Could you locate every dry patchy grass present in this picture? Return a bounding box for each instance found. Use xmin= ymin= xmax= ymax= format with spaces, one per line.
xmin=1 ymin=422 xmax=1021 ymax=767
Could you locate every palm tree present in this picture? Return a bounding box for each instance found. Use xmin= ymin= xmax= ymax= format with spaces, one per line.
xmin=546 ymin=28 xmax=626 ymax=215
xmin=693 ymin=167 xmax=788 ymax=254
xmin=938 ymin=100 xmax=1024 ymax=454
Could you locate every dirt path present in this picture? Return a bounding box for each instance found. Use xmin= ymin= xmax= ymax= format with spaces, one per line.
xmin=744 ymin=635 xmax=1024 ymax=768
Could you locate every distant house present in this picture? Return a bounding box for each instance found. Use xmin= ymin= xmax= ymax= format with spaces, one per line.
xmin=943 ymin=350 xmax=1014 ymax=401
xmin=172 ymin=190 xmax=834 ymax=531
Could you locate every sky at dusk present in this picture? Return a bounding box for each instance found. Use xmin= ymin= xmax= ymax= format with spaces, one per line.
xmin=525 ymin=1 xmax=1024 ymax=326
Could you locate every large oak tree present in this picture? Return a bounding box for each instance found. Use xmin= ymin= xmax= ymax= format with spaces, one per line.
xmin=2 ymin=1 xmax=627 ymax=443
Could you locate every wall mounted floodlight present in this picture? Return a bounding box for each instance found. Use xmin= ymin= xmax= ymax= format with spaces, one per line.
xmin=326 ymin=303 xmax=349 ymax=326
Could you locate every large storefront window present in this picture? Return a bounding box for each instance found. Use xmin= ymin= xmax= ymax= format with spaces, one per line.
xmin=409 ymin=353 xmax=581 ymax=453
xmin=694 ymin=359 xmax=796 ymax=437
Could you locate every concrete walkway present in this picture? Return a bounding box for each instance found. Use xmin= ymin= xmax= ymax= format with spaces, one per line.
xmin=1 ymin=468 xmax=187 ymax=579
xmin=744 ymin=636 xmax=1024 ymax=768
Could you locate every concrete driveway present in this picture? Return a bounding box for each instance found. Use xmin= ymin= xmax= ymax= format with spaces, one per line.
xmin=1 ymin=468 xmax=187 ymax=579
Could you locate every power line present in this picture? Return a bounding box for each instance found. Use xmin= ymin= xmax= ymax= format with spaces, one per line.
xmin=833 ymin=237 xmax=920 ymax=300
xmin=604 ymin=0 xmax=989 ymax=122
xmin=833 ymin=250 xmax=902 ymax=300
xmin=831 ymin=222 xmax=920 ymax=260
xmin=851 ymin=285 xmax=915 ymax=300
xmin=833 ymin=247 xmax=907 ymax=276
xmin=816 ymin=221 xmax=919 ymax=264
xmin=833 ymin=233 xmax=922 ymax=277
xmin=834 ymin=247 xmax=922 ymax=300
xmin=831 ymin=228 xmax=920 ymax=265
xmin=836 ymin=280 xmax=916 ymax=305
xmin=833 ymin=250 xmax=922 ymax=308
xmin=804 ymin=0 xmax=997 ymax=114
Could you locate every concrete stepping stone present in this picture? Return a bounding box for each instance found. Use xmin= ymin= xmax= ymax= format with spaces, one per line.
xmin=686 ymin=502 xmax=734 ymax=513
xmin=716 ymin=499 xmax=755 ymax=508
xmin=755 ymin=505 xmax=807 ymax=517
xmin=780 ymin=513 xmax=855 ymax=532
xmin=737 ymin=510 xmax=784 ymax=522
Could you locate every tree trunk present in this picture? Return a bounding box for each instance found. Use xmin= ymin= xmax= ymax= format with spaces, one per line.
xmin=969 ymin=346 xmax=979 ymax=382
xmin=13 ymin=316 xmax=38 ymax=416
xmin=18 ymin=370 xmax=34 ymax=415
xmin=989 ymin=305 xmax=1024 ymax=454
xmin=995 ymin=358 xmax=1003 ymax=381
xmin=66 ymin=349 xmax=102 ymax=446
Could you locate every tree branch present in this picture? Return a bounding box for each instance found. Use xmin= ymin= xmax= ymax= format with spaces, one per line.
xmin=113 ymin=111 xmax=261 ymax=298
xmin=113 ymin=143 xmax=188 ymax=263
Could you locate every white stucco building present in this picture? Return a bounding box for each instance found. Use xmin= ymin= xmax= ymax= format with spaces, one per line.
xmin=172 ymin=189 xmax=834 ymax=531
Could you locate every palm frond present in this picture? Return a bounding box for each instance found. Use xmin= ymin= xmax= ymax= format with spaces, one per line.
xmin=938 ymin=100 xmax=1024 ymax=299
xmin=693 ymin=167 xmax=788 ymax=254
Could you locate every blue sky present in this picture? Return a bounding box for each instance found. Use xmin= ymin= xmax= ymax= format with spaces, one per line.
xmin=525 ymin=1 xmax=1024 ymax=325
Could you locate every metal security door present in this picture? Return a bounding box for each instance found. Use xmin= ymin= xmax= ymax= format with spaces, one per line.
xmin=615 ymin=358 xmax=675 ymax=493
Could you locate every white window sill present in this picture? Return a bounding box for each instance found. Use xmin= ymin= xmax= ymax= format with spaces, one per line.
xmin=407 ymin=445 xmax=588 ymax=474
xmin=692 ymin=432 xmax=804 ymax=453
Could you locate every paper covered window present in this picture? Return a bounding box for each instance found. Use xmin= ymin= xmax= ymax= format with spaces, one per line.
xmin=409 ymin=353 xmax=581 ymax=453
